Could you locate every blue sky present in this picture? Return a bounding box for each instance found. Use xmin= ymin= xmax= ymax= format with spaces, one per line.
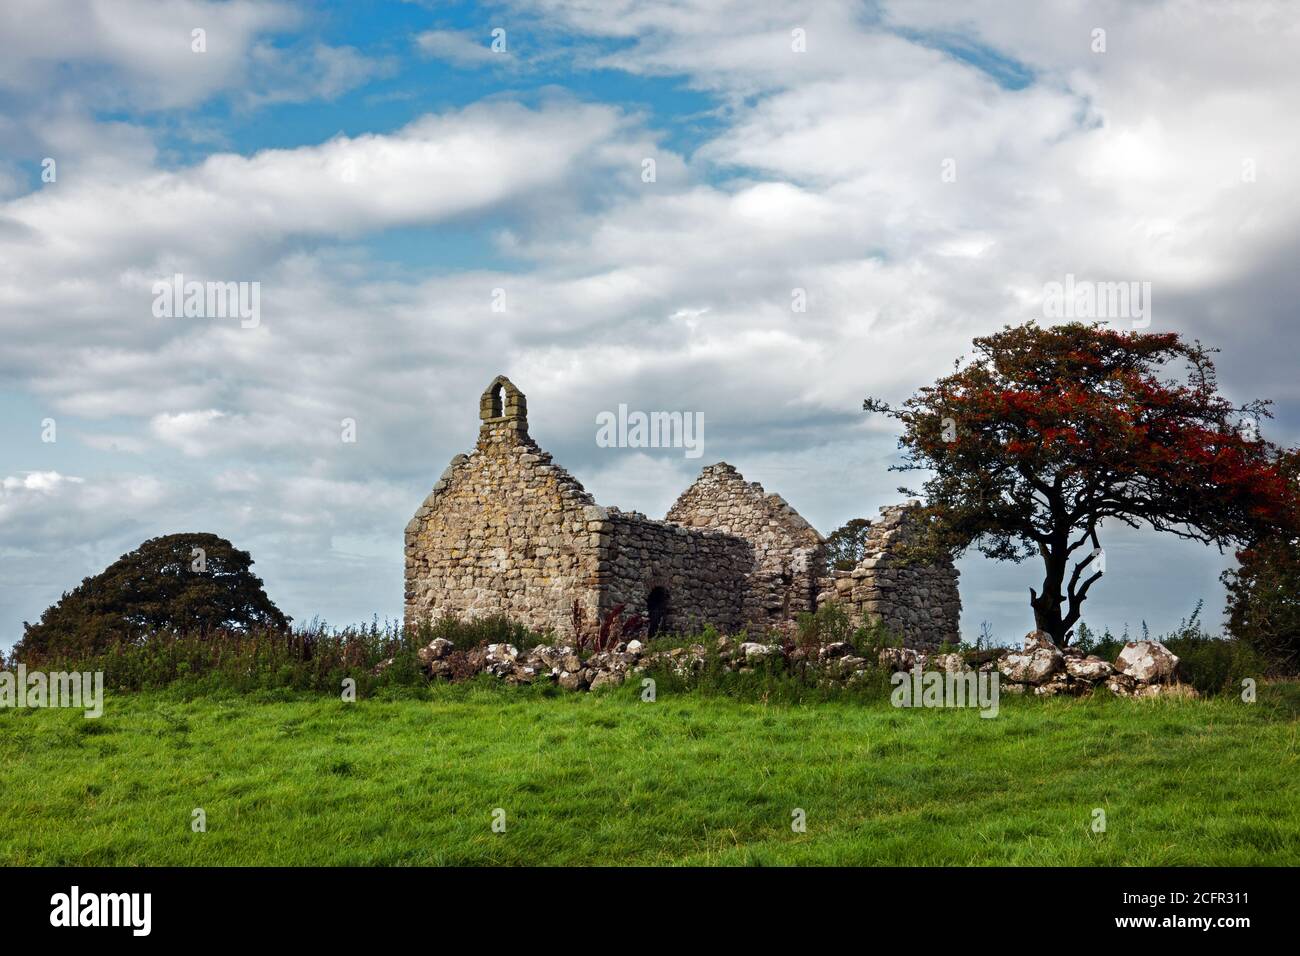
xmin=2 ymin=0 xmax=1298 ymax=648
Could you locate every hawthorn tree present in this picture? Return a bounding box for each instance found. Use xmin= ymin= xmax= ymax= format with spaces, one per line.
xmin=15 ymin=532 xmax=289 ymax=663
xmin=865 ymin=322 xmax=1297 ymax=647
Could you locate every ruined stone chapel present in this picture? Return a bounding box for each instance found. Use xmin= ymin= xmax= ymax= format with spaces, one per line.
xmin=404 ymin=376 xmax=961 ymax=649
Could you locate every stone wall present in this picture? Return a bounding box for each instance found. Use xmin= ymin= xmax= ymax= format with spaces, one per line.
xmin=666 ymin=462 xmax=825 ymax=628
xmin=817 ymin=503 xmax=961 ymax=651
xmin=594 ymin=509 xmax=752 ymax=635
xmin=404 ymin=376 xmax=603 ymax=637
xmin=405 ymin=631 xmax=1195 ymax=700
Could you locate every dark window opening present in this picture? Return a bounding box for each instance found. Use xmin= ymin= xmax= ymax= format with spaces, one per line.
xmin=489 ymin=384 xmax=504 ymax=417
xmin=647 ymin=586 xmax=669 ymax=637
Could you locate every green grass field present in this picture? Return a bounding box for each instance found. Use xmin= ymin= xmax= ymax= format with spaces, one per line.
xmin=2 ymin=681 xmax=1297 ymax=866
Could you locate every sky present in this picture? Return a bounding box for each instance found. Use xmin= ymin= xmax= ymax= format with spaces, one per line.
xmin=2 ymin=0 xmax=1298 ymax=649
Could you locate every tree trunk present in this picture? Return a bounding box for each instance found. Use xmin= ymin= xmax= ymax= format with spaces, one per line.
xmin=1030 ymin=593 xmax=1069 ymax=646
xmin=1030 ymin=540 xmax=1070 ymax=647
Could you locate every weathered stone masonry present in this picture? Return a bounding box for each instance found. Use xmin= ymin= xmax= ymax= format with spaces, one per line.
xmin=597 ymin=509 xmax=752 ymax=636
xmin=816 ymin=503 xmax=963 ymax=651
xmin=403 ymin=376 xmax=599 ymax=637
xmin=403 ymin=376 xmax=753 ymax=638
xmin=667 ymin=463 xmax=824 ymax=626
xmin=405 ymin=377 xmax=961 ymax=648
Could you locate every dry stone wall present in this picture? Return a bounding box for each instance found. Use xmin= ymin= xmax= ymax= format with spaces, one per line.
xmin=403 ymin=630 xmax=1195 ymax=700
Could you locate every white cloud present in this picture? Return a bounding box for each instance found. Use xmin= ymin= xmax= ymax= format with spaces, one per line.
xmin=0 ymin=0 xmax=300 ymax=108
xmin=0 ymin=99 xmax=630 ymax=274
xmin=0 ymin=471 xmax=166 ymax=548
xmin=3 ymin=0 xmax=1299 ymax=644
xmin=1 ymin=471 xmax=85 ymax=494
xmin=0 ymin=98 xmax=643 ymax=430
xmin=149 ymin=408 xmax=336 ymax=458
xmin=0 ymin=0 xmax=391 ymax=112
xmin=243 ymin=42 xmax=397 ymax=107
xmin=213 ymin=468 xmax=262 ymax=492
xmin=149 ymin=409 xmax=231 ymax=456
xmin=415 ymin=29 xmax=506 ymax=67
xmin=79 ymin=432 xmax=150 ymax=454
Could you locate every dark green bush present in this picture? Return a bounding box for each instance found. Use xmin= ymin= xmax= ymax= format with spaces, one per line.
xmin=15 ymin=533 xmax=289 ymax=663
xmin=823 ymin=518 xmax=872 ymax=573
xmin=1223 ymin=535 xmax=1300 ymax=673
xmin=794 ymin=603 xmax=898 ymax=657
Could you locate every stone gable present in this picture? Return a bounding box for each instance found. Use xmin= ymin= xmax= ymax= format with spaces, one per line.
xmin=666 ymin=462 xmax=825 ymax=625
xmin=404 ymin=376 xmax=601 ymax=636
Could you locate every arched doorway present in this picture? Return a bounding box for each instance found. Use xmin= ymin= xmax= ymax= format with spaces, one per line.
xmin=647 ymin=586 xmax=669 ymax=637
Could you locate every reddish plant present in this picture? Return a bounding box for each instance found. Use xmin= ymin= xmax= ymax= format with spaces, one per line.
xmin=866 ymin=321 xmax=1299 ymax=646
xmin=571 ymin=600 xmax=645 ymax=654
xmin=445 ymin=646 xmax=488 ymax=682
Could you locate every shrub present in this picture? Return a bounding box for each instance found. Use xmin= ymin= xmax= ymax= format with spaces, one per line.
xmin=1223 ymin=535 xmax=1300 ymax=674
xmin=570 ymin=601 xmax=644 ymax=654
xmin=17 ymin=613 xmax=554 ymax=699
xmin=27 ymin=619 xmax=417 ymax=696
xmin=15 ymin=533 xmax=288 ymax=663
xmin=795 ymin=603 xmax=852 ymax=649
xmin=1163 ymin=635 xmax=1266 ymax=698
xmin=823 ymin=518 xmax=872 ymax=573
xmin=1152 ymin=603 xmax=1270 ymax=697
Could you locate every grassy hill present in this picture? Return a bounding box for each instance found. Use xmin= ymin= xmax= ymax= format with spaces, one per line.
xmin=2 ymin=681 xmax=1297 ymax=866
